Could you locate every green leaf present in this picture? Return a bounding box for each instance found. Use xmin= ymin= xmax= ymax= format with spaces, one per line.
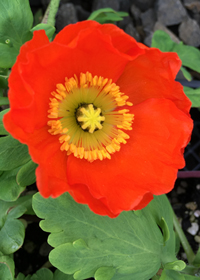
xmin=174 ymin=232 xmax=180 ymax=256
xmin=0 ymin=0 xmax=33 ymax=68
xmin=15 ymin=269 xmax=74 ymax=280
xmin=31 ymin=24 xmax=55 ymax=40
xmin=0 ymin=167 xmax=25 ymax=201
xmin=151 ymin=30 xmax=174 ymax=52
xmin=0 ymin=97 xmax=9 ymax=105
xmin=33 ymin=193 xmax=177 ymax=280
xmin=88 ymin=8 xmax=128 ymax=24
xmin=17 ymin=160 xmax=37 ymax=188
xmin=0 ymin=69 xmax=8 ymax=89
xmin=160 ymin=269 xmax=184 ymax=280
xmin=0 ymin=218 xmax=25 ymax=254
xmin=94 ymin=267 xmax=116 ymax=280
xmin=0 ymin=43 xmax=19 ymax=69
xmin=145 ymin=195 xmax=176 ymax=266
xmin=30 ymin=268 xmax=53 ymax=280
xmin=152 ymin=30 xmax=200 ymax=74
xmin=0 ymin=109 xmax=9 ymax=135
xmin=15 ymin=273 xmax=25 ymax=280
xmin=180 ymin=67 xmax=192 ymax=81
xmin=183 ymin=87 xmax=200 ymax=107
xmin=0 ymin=135 xmax=31 ymax=170
xmin=164 ymin=260 xmax=186 ymax=271
xmin=0 ymin=195 xmax=33 ymax=255
xmin=12 ymin=194 xmax=34 ymax=216
xmin=173 ymin=43 xmax=200 ymax=73
xmin=0 ymin=199 xmax=27 ymax=254
xmin=160 ymin=217 xmax=170 ymax=244
xmin=0 ymin=252 xmax=15 ymax=280
xmin=160 ymin=269 xmax=199 ymax=280
xmin=54 ymin=269 xmax=74 ymax=280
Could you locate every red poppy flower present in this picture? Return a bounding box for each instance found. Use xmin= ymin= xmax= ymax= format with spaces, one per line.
xmin=3 ymin=20 xmax=193 ymax=217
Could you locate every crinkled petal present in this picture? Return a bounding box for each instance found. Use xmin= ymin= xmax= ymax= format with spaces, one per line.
xmin=55 ymin=20 xmax=145 ymax=60
xmin=117 ymin=48 xmax=191 ymax=114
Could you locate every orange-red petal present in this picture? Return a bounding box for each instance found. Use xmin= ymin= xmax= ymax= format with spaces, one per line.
xmin=66 ymin=98 xmax=193 ymax=216
xmin=117 ymin=48 xmax=191 ymax=114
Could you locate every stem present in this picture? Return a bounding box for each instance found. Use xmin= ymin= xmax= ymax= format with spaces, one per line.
xmin=42 ymin=0 xmax=61 ymax=26
xmin=172 ymin=211 xmax=195 ymax=264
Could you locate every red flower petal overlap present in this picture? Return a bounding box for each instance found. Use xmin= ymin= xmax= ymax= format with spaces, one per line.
xmin=3 ymin=20 xmax=193 ymax=217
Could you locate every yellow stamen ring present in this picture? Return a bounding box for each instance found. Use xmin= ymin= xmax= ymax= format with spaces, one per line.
xmin=47 ymin=72 xmax=134 ymax=162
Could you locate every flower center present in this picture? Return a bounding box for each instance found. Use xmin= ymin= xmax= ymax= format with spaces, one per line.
xmin=76 ymin=104 xmax=105 ymax=133
xmin=47 ymin=72 xmax=134 ymax=162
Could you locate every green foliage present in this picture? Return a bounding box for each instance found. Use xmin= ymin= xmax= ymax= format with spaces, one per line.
xmin=180 ymin=67 xmax=192 ymax=82
xmin=0 ymin=111 xmax=37 ymax=200
xmin=0 ymin=253 xmax=15 ymax=280
xmin=183 ymin=87 xmax=200 ymax=107
xmin=151 ymin=30 xmax=200 ymax=106
xmin=0 ymin=197 xmax=31 ymax=255
xmin=15 ymin=268 xmax=74 ymax=280
xmin=32 ymin=193 xmax=179 ymax=280
xmin=160 ymin=269 xmax=200 ymax=280
xmin=173 ymin=43 xmax=200 ymax=73
xmin=16 ymin=160 xmax=37 ymax=188
xmin=0 ymin=109 xmax=9 ymax=135
xmin=0 ymin=68 xmax=8 ymax=100
xmin=0 ymin=97 xmax=9 ymax=105
xmin=0 ymin=0 xmax=33 ymax=68
xmin=88 ymin=8 xmax=128 ymax=24
xmin=144 ymin=195 xmax=176 ymax=266
xmin=0 ymin=135 xmax=31 ymax=170
xmin=0 ymin=167 xmax=26 ymax=201
xmin=164 ymin=260 xmax=186 ymax=271
xmin=0 ymin=159 xmax=37 ymax=202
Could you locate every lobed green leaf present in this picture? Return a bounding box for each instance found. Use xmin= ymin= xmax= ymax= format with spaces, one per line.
xmin=15 ymin=268 xmax=74 ymax=280
xmin=160 ymin=269 xmax=200 ymax=280
xmin=0 ymin=252 xmax=15 ymax=280
xmin=0 ymin=200 xmax=26 ymax=255
xmin=151 ymin=30 xmax=175 ymax=52
xmin=164 ymin=260 xmax=186 ymax=271
xmin=33 ymin=193 xmax=177 ymax=280
xmin=143 ymin=195 xmax=176 ymax=266
xmin=0 ymin=135 xmax=31 ymax=170
xmin=0 ymin=109 xmax=9 ymax=135
xmin=88 ymin=8 xmax=128 ymax=24
xmin=16 ymin=160 xmax=37 ymax=188
xmin=0 ymin=195 xmax=33 ymax=255
xmin=183 ymin=87 xmax=200 ymax=107
xmin=173 ymin=43 xmax=200 ymax=73
xmin=0 ymin=167 xmax=25 ymax=201
xmin=0 ymin=0 xmax=33 ymax=68
xmin=180 ymin=67 xmax=192 ymax=81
